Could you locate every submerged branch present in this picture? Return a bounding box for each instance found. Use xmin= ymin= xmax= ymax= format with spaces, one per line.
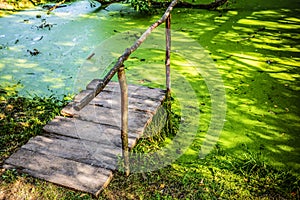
xmin=97 ymin=0 xmax=228 ymax=10
xmin=176 ymin=0 xmax=228 ymax=9
xmin=46 ymin=0 xmax=67 ymax=14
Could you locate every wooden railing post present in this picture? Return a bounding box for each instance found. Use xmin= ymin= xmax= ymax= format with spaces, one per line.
xmin=165 ymin=14 xmax=173 ymax=134
xmin=118 ymin=65 xmax=130 ymax=176
xmin=165 ymin=14 xmax=171 ymax=94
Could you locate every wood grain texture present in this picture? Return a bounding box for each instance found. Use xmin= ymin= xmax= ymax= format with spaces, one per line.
xmin=43 ymin=116 xmax=139 ymax=148
xmin=4 ymin=82 xmax=166 ymax=196
xmin=4 ymin=148 xmax=113 ymax=196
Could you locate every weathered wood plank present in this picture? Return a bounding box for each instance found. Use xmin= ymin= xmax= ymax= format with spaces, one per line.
xmin=62 ymin=82 xmax=166 ymax=117
xmin=43 ymin=116 xmax=139 ymax=148
xmin=4 ymin=81 xmax=167 ymax=196
xmin=61 ymin=102 xmax=76 ymax=117
xmin=91 ymin=90 xmax=164 ymax=113
xmin=71 ymin=81 xmax=165 ymax=113
xmin=103 ymin=82 xmax=166 ymax=101
xmin=62 ymin=94 xmax=164 ymax=117
xmin=73 ymin=90 xmax=95 ymax=111
xmin=22 ymin=135 xmax=120 ymax=170
xmin=86 ymin=79 xmax=104 ymax=95
xmin=72 ymin=105 xmax=154 ymax=135
xmin=3 ymin=148 xmax=113 ymax=196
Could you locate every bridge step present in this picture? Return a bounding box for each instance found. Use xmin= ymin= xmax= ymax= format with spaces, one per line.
xmin=4 ymin=82 xmax=166 ymax=196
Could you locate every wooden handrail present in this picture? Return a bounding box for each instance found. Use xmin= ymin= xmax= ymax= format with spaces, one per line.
xmin=117 ymin=1 xmax=177 ymax=175
xmin=74 ymin=0 xmax=178 ymax=108
xmin=103 ymin=0 xmax=178 ymax=84
xmin=73 ymin=0 xmax=178 ymax=175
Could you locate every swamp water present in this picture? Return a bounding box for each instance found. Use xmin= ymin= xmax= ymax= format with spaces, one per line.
xmin=0 ymin=1 xmax=226 ymax=165
xmin=0 ymin=1 xmax=159 ymax=97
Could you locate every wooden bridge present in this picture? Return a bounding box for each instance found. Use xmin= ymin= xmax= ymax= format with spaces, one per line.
xmin=4 ymin=81 xmax=166 ymax=196
xmin=3 ymin=0 xmax=178 ymax=196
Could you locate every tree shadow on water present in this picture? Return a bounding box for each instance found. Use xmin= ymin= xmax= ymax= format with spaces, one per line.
xmin=178 ymin=1 xmax=300 ymax=173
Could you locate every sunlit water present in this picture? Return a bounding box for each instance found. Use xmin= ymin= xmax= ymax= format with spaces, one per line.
xmin=0 ymin=1 xmax=152 ymax=97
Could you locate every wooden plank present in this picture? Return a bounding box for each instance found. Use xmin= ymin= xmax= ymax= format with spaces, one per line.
xmin=86 ymin=79 xmax=104 ymax=95
xmin=72 ymin=105 xmax=154 ymax=135
xmin=72 ymin=82 xmax=165 ymax=112
xmin=91 ymin=90 xmax=164 ymax=113
xmin=43 ymin=116 xmax=139 ymax=148
xmin=62 ymin=94 xmax=164 ymax=117
xmin=103 ymin=82 xmax=166 ymax=101
xmin=22 ymin=135 xmax=120 ymax=170
xmin=61 ymin=102 xmax=76 ymax=117
xmin=3 ymin=148 xmax=113 ymax=196
xmin=73 ymin=90 xmax=95 ymax=111
xmin=61 ymin=82 xmax=166 ymax=116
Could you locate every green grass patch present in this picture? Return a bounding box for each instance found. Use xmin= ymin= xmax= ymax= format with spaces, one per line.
xmin=0 ymin=83 xmax=68 ymax=164
xmin=103 ymin=144 xmax=299 ymax=199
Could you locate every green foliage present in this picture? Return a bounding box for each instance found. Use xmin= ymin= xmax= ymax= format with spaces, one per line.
xmin=1 ymin=169 xmax=19 ymax=183
xmin=0 ymin=0 xmax=76 ymax=11
xmin=106 ymin=145 xmax=300 ymax=199
xmin=114 ymin=99 xmax=299 ymax=199
xmin=0 ymin=84 xmax=68 ymax=163
xmin=133 ymin=97 xmax=180 ymax=153
xmin=231 ymin=152 xmax=299 ymax=198
xmin=204 ymin=147 xmax=300 ymax=199
xmin=126 ymin=0 xmax=153 ymax=13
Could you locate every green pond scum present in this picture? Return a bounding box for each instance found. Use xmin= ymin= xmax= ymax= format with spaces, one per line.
xmin=0 ymin=0 xmax=300 ymax=199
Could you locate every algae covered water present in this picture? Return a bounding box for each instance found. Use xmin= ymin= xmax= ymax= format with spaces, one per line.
xmin=0 ymin=1 xmax=150 ymax=97
xmin=1 ymin=0 xmax=299 ymax=174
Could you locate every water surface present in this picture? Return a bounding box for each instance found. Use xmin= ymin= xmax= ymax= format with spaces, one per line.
xmin=0 ymin=1 xmax=152 ymax=97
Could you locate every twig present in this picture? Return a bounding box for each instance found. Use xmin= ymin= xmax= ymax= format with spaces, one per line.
xmin=47 ymin=0 xmax=66 ymax=14
xmin=86 ymin=53 xmax=95 ymax=60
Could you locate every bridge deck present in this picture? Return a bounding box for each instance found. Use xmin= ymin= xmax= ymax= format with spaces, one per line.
xmin=4 ymin=82 xmax=166 ymax=196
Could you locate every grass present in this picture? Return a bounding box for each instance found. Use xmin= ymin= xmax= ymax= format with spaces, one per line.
xmin=103 ymin=151 xmax=299 ymax=199
xmin=1 ymin=0 xmax=300 ymax=199
xmin=0 ymin=83 xmax=69 ymax=164
xmin=0 ymin=84 xmax=299 ymax=199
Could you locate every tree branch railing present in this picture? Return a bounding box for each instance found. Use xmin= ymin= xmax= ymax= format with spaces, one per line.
xmin=73 ymin=0 xmax=178 ymax=175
